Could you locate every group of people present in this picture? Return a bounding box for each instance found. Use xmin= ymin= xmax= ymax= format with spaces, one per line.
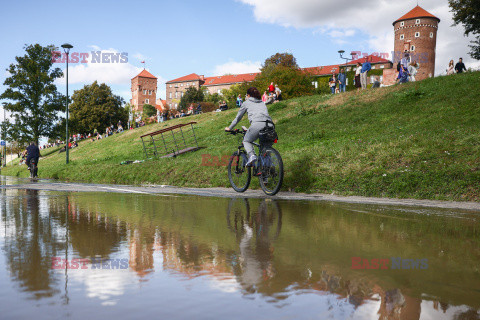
xmin=446 ymin=58 xmax=467 ymax=75
xmin=396 ymin=54 xmax=420 ymax=84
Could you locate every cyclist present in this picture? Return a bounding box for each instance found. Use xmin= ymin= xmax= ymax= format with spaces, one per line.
xmin=26 ymin=141 xmax=40 ymax=173
xmin=225 ymin=87 xmax=272 ymax=166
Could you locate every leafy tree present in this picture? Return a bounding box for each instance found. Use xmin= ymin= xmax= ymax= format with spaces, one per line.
xmin=69 ymin=81 xmax=127 ymax=134
xmin=142 ymin=104 xmax=157 ymax=118
xmin=261 ymin=52 xmax=299 ymax=71
xmin=179 ymin=86 xmax=204 ymax=110
xmin=0 ymin=44 xmax=65 ymax=144
xmin=204 ymin=92 xmax=222 ymax=105
xmin=250 ymin=53 xmax=315 ymax=100
xmin=449 ymin=0 xmax=480 ymax=59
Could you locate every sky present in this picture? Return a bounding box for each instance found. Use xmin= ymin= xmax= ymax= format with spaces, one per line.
xmin=0 ymin=0 xmax=478 ymax=121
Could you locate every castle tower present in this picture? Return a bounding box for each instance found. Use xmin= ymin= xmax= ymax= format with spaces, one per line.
xmin=393 ymin=5 xmax=440 ymax=80
xmin=130 ymin=69 xmax=158 ymax=114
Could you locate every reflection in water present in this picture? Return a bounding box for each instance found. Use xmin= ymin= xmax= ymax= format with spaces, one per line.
xmin=1 ymin=188 xmax=479 ymax=319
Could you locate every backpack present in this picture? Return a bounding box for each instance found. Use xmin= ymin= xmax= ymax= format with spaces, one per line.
xmin=397 ymin=63 xmax=401 ymax=72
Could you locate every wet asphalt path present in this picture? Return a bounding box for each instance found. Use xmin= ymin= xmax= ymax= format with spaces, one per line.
xmin=1 ymin=178 xmax=479 ymax=211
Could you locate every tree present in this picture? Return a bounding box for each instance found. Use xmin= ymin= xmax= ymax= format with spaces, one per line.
xmin=253 ymin=53 xmax=315 ymax=100
xmin=69 ymin=81 xmax=127 ymax=134
xmin=261 ymin=52 xmax=299 ymax=72
xmin=179 ymin=86 xmax=204 ymax=110
xmin=0 ymin=44 xmax=65 ymax=144
xmin=142 ymin=104 xmax=156 ymax=118
xmin=449 ymin=0 xmax=480 ymax=59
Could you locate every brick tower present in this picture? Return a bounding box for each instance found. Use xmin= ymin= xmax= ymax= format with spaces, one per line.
xmin=130 ymin=69 xmax=158 ymax=114
xmin=393 ymin=5 xmax=440 ymax=80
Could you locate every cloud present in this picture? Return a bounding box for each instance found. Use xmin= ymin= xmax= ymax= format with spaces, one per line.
xmin=55 ymin=46 xmax=143 ymax=85
xmin=239 ymin=0 xmax=480 ymax=74
xmin=212 ymin=60 xmax=261 ymax=76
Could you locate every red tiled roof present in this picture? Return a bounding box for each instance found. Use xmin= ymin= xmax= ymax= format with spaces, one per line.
xmin=347 ymin=55 xmax=392 ymax=66
xmin=303 ymin=64 xmax=340 ymax=76
xmin=166 ymin=73 xmax=202 ymax=83
xmin=393 ymin=6 xmax=440 ymax=25
xmin=132 ymin=69 xmax=157 ymax=79
xmin=203 ymin=73 xmax=258 ymax=86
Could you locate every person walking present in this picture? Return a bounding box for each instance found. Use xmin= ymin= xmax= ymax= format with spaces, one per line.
xmin=360 ymin=57 xmax=371 ymax=90
xmin=338 ymin=69 xmax=346 ymax=93
xmin=455 ymin=58 xmax=467 ymax=73
xmin=355 ymin=62 xmax=362 ymax=91
xmin=446 ymin=60 xmax=455 ymax=75
xmin=328 ymin=73 xmax=337 ymax=94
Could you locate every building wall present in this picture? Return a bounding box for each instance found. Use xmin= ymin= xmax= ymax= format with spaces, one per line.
xmin=165 ymin=79 xmax=202 ymax=109
xmin=394 ymin=17 xmax=438 ymax=80
xmin=131 ymin=76 xmax=157 ymax=113
xmin=203 ymin=84 xmax=234 ymax=95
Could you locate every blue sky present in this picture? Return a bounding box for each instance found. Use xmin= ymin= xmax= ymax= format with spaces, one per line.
xmin=1 ymin=0 xmax=478 ymax=116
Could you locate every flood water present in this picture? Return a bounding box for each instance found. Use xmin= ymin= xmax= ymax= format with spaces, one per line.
xmin=1 ymin=179 xmax=479 ymax=319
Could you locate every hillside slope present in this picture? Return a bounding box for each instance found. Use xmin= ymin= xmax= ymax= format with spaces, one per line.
xmin=2 ymin=72 xmax=479 ymax=201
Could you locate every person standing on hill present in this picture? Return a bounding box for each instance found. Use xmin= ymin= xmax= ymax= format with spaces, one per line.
xmin=455 ymin=58 xmax=467 ymax=73
xmin=338 ymin=69 xmax=346 ymax=93
xmin=355 ymin=62 xmax=362 ymax=91
xmin=328 ymin=73 xmax=337 ymax=94
xmin=360 ymin=57 xmax=371 ymax=90
xmin=446 ymin=60 xmax=455 ymax=75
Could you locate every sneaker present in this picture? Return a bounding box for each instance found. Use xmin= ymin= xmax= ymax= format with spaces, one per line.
xmin=245 ymin=155 xmax=257 ymax=167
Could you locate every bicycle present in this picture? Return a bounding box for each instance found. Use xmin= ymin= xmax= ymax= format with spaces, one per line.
xmin=28 ymin=158 xmax=38 ymax=179
xmin=226 ymin=124 xmax=283 ymax=196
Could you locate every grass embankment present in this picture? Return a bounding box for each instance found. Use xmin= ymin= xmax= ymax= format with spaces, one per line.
xmin=2 ymin=72 xmax=479 ymax=201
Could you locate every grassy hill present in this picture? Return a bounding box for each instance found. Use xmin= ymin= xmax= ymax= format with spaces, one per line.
xmin=2 ymin=72 xmax=479 ymax=201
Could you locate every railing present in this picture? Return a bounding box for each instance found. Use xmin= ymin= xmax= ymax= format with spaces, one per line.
xmin=140 ymin=122 xmax=201 ymax=159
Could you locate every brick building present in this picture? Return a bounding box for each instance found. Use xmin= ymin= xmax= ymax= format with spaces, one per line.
xmin=393 ymin=5 xmax=440 ymax=80
xmin=130 ymin=69 xmax=158 ymax=113
xmin=165 ymin=73 xmax=205 ymax=109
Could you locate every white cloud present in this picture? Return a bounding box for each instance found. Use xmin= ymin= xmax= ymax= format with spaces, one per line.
xmin=55 ymin=46 xmax=143 ymax=85
xmin=239 ymin=0 xmax=480 ymax=74
xmin=212 ymin=60 xmax=261 ymax=76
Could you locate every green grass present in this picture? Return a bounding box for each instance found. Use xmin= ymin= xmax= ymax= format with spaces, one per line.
xmin=2 ymin=72 xmax=479 ymax=201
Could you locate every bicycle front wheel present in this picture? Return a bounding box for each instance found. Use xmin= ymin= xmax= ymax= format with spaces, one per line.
xmin=228 ymin=151 xmax=251 ymax=192
xmin=259 ymin=147 xmax=284 ymax=196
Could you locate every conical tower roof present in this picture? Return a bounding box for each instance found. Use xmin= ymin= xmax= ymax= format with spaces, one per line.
xmin=393 ymin=5 xmax=440 ymax=25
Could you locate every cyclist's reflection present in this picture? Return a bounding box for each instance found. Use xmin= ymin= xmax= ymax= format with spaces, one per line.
xmin=226 ymin=198 xmax=282 ymax=294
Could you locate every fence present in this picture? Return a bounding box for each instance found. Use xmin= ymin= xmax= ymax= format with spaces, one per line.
xmin=140 ymin=122 xmax=202 ymax=159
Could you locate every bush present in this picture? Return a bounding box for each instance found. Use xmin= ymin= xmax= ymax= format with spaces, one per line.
xmin=143 ymin=104 xmax=156 ymax=118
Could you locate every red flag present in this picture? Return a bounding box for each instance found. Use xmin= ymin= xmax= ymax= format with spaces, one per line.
xmin=141 ymin=61 xmax=145 ymax=64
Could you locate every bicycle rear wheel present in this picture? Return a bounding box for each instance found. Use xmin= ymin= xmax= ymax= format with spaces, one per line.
xmin=258 ymin=147 xmax=283 ymax=196
xmin=228 ymin=151 xmax=251 ymax=192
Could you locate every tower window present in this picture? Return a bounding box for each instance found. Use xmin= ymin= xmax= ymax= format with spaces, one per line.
xmin=400 ymin=34 xmax=404 ymax=40
xmin=400 ymin=21 xmax=404 ymax=27
xmin=145 ymin=99 xmax=149 ymax=104
xmin=430 ymin=32 xmax=434 ymax=38
xmin=411 ymin=45 xmax=416 ymax=51
xmin=415 ymin=32 xmax=420 ymax=38
xmin=416 ymin=19 xmax=420 ymax=24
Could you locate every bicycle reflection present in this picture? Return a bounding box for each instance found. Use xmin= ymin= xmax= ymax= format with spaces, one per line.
xmin=226 ymin=198 xmax=282 ymax=294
